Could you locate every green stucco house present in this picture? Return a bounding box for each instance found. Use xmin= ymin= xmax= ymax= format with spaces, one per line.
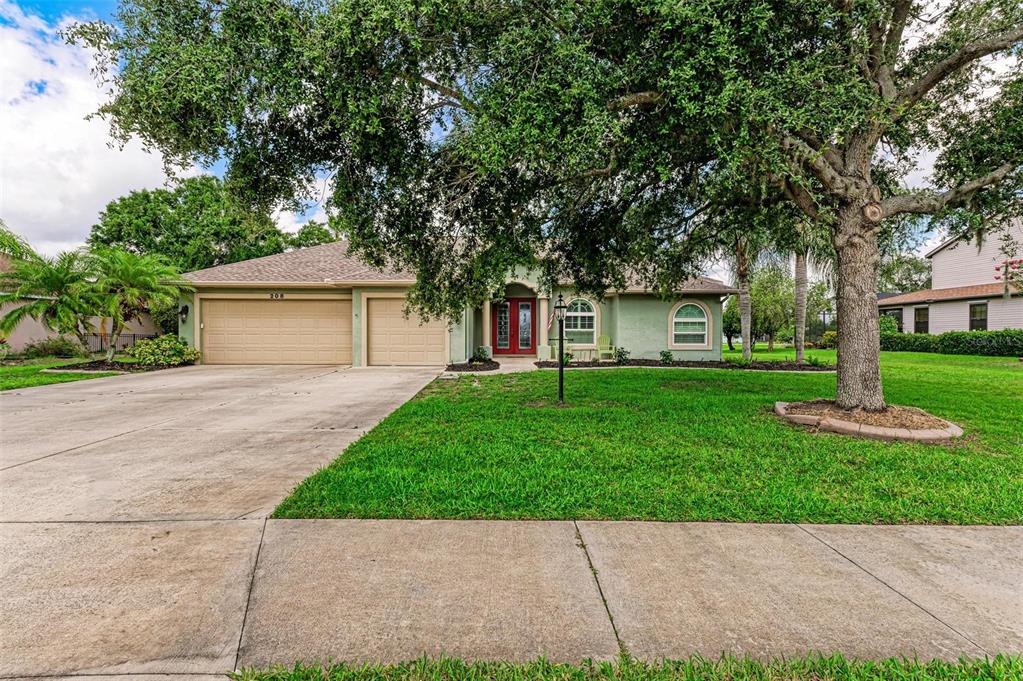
xmin=177 ymin=241 xmax=735 ymax=366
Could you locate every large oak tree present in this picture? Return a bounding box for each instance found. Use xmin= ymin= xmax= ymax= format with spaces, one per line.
xmin=72 ymin=0 xmax=1022 ymax=410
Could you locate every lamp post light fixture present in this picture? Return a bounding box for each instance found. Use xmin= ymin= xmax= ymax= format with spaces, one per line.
xmin=554 ymin=293 xmax=568 ymax=404
xmin=178 ymin=304 xmax=190 ymax=324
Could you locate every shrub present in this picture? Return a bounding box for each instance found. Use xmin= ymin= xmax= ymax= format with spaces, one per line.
xmin=469 ymin=346 xmax=490 ymax=363
xmin=126 ymin=334 xmax=201 ymax=366
xmin=880 ymin=331 xmax=937 ymax=353
xmin=878 ymin=315 xmax=899 ymax=333
xmin=659 ymin=349 xmax=674 ymax=365
xmin=935 ymin=329 xmax=1023 ymax=357
xmin=879 ymin=329 xmax=1022 ymax=356
xmin=22 ymin=336 xmax=88 ymax=358
xmin=613 ymin=347 xmax=631 ymax=365
xmin=0 ymin=338 xmax=9 ymax=361
xmin=805 ymin=354 xmax=832 ymax=368
xmin=560 ymin=351 xmax=573 ymax=366
xmin=819 ymin=331 xmax=838 ymax=349
xmin=724 ymin=354 xmax=753 ymax=367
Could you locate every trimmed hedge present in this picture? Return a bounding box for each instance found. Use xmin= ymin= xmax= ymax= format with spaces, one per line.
xmin=880 ymin=329 xmax=1023 ymax=356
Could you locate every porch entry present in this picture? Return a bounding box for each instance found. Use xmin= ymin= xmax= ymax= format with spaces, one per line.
xmin=492 ymin=298 xmax=537 ymax=355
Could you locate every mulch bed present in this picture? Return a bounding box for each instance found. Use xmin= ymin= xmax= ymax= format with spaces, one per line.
xmin=534 ymin=359 xmax=832 ymax=372
xmin=47 ymin=360 xmax=188 ymax=373
xmin=445 ymin=360 xmax=501 ymax=372
xmin=784 ymin=399 xmax=950 ymax=430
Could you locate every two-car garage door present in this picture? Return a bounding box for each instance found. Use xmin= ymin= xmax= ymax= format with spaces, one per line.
xmin=202 ymin=299 xmax=353 ymax=365
xmin=201 ymin=297 xmax=445 ymax=366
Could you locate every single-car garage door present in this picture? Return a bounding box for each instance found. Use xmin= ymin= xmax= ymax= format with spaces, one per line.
xmin=367 ymin=297 xmax=446 ymax=365
xmin=202 ymin=298 xmax=352 ymax=364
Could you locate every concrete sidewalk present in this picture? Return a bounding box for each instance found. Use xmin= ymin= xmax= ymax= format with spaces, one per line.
xmin=2 ymin=519 xmax=1020 ymax=677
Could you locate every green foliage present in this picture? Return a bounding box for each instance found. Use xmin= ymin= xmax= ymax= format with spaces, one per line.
xmin=750 ymin=265 xmax=794 ymax=341
xmin=0 ymin=219 xmax=37 ymax=261
xmin=882 ymin=329 xmax=1023 ymax=357
xmin=878 ymin=314 xmax=899 ymax=333
xmin=148 ymin=300 xmax=180 ymax=335
xmin=88 ymin=176 xmax=290 ymax=273
xmin=612 ymin=347 xmax=631 ymax=365
xmin=0 ymin=251 xmax=97 ymax=344
xmin=880 ymin=332 xmax=938 ymax=353
xmin=819 ymin=331 xmax=838 ymax=349
xmin=877 ymin=254 xmax=931 ymax=294
xmin=88 ymin=248 xmax=193 ymax=360
xmin=722 ymin=296 xmax=741 ymax=345
xmin=21 ymin=336 xmax=88 ymax=359
xmin=560 ymin=351 xmax=573 ymax=366
xmin=804 ymin=354 xmax=832 ymax=368
xmin=68 ymin=0 xmax=1023 ymax=324
xmin=469 ymin=346 xmax=490 ymax=363
xmin=231 ymin=654 xmax=1023 ymax=681
xmin=659 ymin=350 xmax=674 ymax=365
xmin=724 ymin=354 xmax=753 ymax=367
xmin=288 ymin=221 xmax=339 ymax=249
xmin=126 ymin=334 xmax=201 ymax=366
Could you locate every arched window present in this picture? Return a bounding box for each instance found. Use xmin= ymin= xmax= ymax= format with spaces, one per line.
xmin=671 ymin=303 xmax=708 ymax=346
xmin=565 ymin=299 xmax=596 ymax=344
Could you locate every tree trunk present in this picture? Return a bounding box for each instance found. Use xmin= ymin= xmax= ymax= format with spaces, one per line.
xmin=726 ymin=334 xmax=734 ymax=351
xmin=736 ymin=241 xmax=753 ymax=360
xmin=833 ymin=208 xmax=885 ymax=411
xmin=768 ymin=332 xmax=774 ymax=352
xmin=105 ymin=321 xmax=122 ymax=362
xmin=794 ymin=250 xmax=808 ymax=364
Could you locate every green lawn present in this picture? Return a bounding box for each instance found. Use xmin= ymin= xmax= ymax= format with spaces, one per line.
xmin=233 ymin=654 xmax=1022 ymax=681
xmin=0 ymin=358 xmax=118 ymax=391
xmin=274 ymin=351 xmax=1022 ymax=524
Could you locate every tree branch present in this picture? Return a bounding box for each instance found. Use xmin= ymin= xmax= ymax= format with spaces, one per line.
xmin=779 ymin=133 xmax=860 ymax=199
xmin=782 ymin=179 xmax=822 ymax=221
xmin=417 ymin=76 xmax=480 ymax=114
xmin=608 ymin=91 xmax=662 ymax=111
xmin=897 ymin=27 xmax=1023 ymax=108
xmin=881 ymin=163 xmax=1017 ymax=217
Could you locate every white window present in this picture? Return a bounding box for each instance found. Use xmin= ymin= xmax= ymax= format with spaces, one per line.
xmin=564 ymin=299 xmax=596 ymax=345
xmin=672 ymin=303 xmax=708 ymax=346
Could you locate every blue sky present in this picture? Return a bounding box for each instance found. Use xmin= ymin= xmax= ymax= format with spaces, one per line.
xmin=15 ymin=0 xmax=115 ymax=22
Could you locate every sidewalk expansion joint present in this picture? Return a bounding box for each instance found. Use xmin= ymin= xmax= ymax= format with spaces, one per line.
xmin=796 ymin=524 xmax=989 ymax=656
xmin=234 ymin=517 xmax=268 ymax=671
xmin=573 ymin=520 xmax=626 ymax=656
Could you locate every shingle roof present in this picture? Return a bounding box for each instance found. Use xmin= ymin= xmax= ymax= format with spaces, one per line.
xmin=185 ymin=240 xmax=737 ymax=293
xmin=876 ymin=283 xmax=1017 ymax=306
xmin=185 ymin=241 xmax=413 ymax=284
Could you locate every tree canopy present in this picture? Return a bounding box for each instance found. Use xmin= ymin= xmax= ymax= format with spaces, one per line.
xmin=70 ymin=0 xmax=1022 ymax=409
xmin=89 ymin=175 xmax=331 ymax=273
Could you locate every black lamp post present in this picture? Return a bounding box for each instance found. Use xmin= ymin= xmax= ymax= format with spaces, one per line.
xmin=554 ymin=293 xmax=567 ymax=404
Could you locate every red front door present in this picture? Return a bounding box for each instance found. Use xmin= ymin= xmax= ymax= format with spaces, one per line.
xmin=492 ymin=298 xmax=536 ymax=355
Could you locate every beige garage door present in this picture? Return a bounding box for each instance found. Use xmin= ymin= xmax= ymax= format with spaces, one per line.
xmin=367 ymin=297 xmax=446 ymax=366
xmin=202 ymin=299 xmax=352 ymax=364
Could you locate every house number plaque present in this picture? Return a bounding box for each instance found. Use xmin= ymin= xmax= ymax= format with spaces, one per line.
xmin=269 ymin=292 xmax=285 ymax=300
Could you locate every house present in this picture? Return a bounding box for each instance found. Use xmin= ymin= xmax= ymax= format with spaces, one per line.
xmin=177 ymin=241 xmax=736 ymax=365
xmin=877 ymin=222 xmax=1022 ymax=334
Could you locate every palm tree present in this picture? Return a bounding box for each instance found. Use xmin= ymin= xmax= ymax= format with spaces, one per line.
xmin=0 ymin=219 xmax=37 ymax=261
xmin=0 ymin=251 xmax=97 ymax=348
xmin=777 ymin=222 xmax=834 ymax=363
xmin=89 ymin=249 xmax=193 ymax=361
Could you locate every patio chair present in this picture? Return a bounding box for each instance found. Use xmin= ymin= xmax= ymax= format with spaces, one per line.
xmin=597 ymin=335 xmax=614 ymax=361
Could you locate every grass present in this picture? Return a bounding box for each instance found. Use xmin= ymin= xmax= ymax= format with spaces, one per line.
xmin=0 ymin=357 xmax=118 ymax=391
xmin=232 ymin=654 xmax=1023 ymax=681
xmin=275 ymin=351 xmax=1022 ymax=524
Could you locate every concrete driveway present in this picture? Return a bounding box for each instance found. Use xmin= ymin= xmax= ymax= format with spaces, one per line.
xmin=0 ymin=365 xmax=439 ymax=676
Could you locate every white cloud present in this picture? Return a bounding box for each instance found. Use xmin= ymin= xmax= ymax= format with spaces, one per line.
xmin=0 ymin=1 xmax=173 ymax=256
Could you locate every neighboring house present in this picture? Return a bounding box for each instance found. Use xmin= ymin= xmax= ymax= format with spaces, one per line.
xmin=878 ymin=223 xmax=1022 ymax=334
xmin=177 ymin=241 xmax=736 ymax=366
xmin=0 ymin=255 xmax=158 ymax=352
